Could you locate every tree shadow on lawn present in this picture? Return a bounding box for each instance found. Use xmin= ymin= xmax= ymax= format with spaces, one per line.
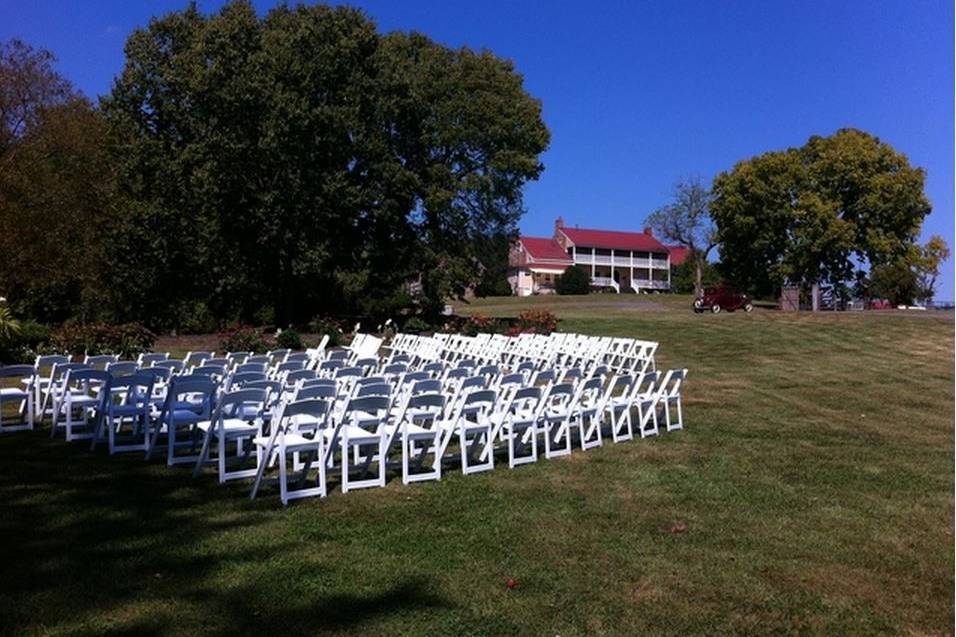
xmin=0 ymin=434 xmax=452 ymax=636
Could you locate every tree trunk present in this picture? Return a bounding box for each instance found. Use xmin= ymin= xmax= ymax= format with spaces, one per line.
xmin=694 ymin=254 xmax=705 ymax=298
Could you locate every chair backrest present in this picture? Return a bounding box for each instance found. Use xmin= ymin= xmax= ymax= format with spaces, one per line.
xmin=218 ymin=388 xmax=268 ymax=420
xmin=138 ymin=367 xmax=172 ymax=383
xmin=36 ymin=355 xmax=70 ymax=372
xmin=205 ymin=358 xmax=230 ymax=368
xmin=235 ymin=362 xmax=267 ymax=374
xmin=183 ymin=351 xmax=215 ymax=367
xmin=65 ymin=368 xmax=110 ymax=387
xmin=407 ymin=392 xmax=445 ymax=410
xmin=282 ymin=398 xmax=330 ymax=432
xmin=383 ymin=363 xmax=408 ymax=376
xmin=355 ymin=382 xmax=390 ymax=398
xmin=83 ymin=354 xmax=119 ymax=369
xmin=335 ymin=366 xmax=363 ymax=379
xmin=295 ymin=384 xmax=337 ymax=401
xmin=275 ymin=360 xmax=305 ymax=374
xmin=244 ymin=380 xmax=282 ymax=400
xmin=327 ymin=350 xmax=350 ymax=362
xmin=53 ymin=362 xmax=92 ymax=381
xmin=344 ymin=395 xmax=390 ymax=420
xmin=226 ymin=352 xmax=251 ymax=365
xmin=300 ymin=377 xmax=336 ymax=390
xmin=109 ymin=373 xmax=156 ymax=407
xmin=137 ymin=352 xmax=169 ymax=367
xmin=285 ymin=369 xmax=317 ymax=385
xmin=230 ymin=371 xmax=267 ymax=387
xmin=399 ymin=371 xmax=430 ymax=386
xmin=191 ymin=365 xmax=226 ymax=379
xmin=154 ymin=360 xmax=185 ymax=374
xmin=245 ymin=355 xmax=270 ymax=365
xmin=0 ymin=364 xmax=36 ymax=379
xmin=285 ymin=352 xmax=309 ymax=364
xmin=460 ymin=375 xmax=487 ymax=392
xmin=107 ymin=361 xmax=139 ymax=376
xmin=411 ymin=379 xmax=442 ymax=395
xmin=422 ymin=362 xmax=445 ymax=376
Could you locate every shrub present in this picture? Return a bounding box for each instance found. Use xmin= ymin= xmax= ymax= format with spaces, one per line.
xmin=460 ymin=314 xmax=499 ymax=336
xmin=515 ymin=309 xmax=558 ymax=335
xmin=174 ymin=301 xmax=218 ymax=335
xmin=219 ymin=325 xmax=267 ymax=353
xmin=308 ymin=316 xmax=344 ymax=347
xmin=276 ymin=328 xmax=303 ymax=350
xmin=403 ymin=317 xmax=431 ymax=334
xmin=50 ymin=323 xmax=156 ymax=357
xmin=474 ymin=278 xmax=513 ymax=298
xmin=556 ymin=265 xmax=590 ymax=295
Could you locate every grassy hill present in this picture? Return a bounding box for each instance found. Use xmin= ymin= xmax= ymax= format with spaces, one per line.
xmin=1 ymin=295 xmax=952 ymax=635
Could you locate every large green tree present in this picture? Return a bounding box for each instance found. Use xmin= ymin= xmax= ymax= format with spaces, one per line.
xmin=103 ymin=1 xmax=548 ymax=328
xmin=710 ymin=129 xmax=931 ymax=297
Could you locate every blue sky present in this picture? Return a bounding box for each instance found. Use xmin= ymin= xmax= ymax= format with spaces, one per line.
xmin=3 ymin=0 xmax=953 ymax=298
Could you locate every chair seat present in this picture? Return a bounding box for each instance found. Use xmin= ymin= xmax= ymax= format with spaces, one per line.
xmin=0 ymin=388 xmax=29 ymax=401
xmin=253 ymin=432 xmax=319 ymax=448
xmin=384 ymin=422 xmax=435 ymax=439
xmin=197 ymin=418 xmax=259 ymax=435
xmin=324 ymin=425 xmax=379 ymax=443
xmin=109 ymin=404 xmax=149 ymax=417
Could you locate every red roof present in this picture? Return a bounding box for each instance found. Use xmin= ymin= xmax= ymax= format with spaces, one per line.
xmin=519 ymin=236 xmax=573 ymax=263
xmin=667 ymin=245 xmax=691 ymax=266
xmin=558 ymin=227 xmax=668 ymax=252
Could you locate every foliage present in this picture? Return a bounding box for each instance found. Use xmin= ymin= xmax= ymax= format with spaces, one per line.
xmin=100 ymin=3 xmax=549 ymax=327
xmin=711 ymin=129 xmax=931 ymax=297
xmin=275 ymin=328 xmax=303 ymax=350
xmin=556 ymin=265 xmax=590 ymax=295
xmin=402 ymin=317 xmax=432 ymax=334
xmin=914 ymin=235 xmax=950 ymax=301
xmin=49 ymin=322 xmax=156 ymax=357
xmin=307 ymin=316 xmax=344 ymax=348
xmin=0 ymin=40 xmax=113 ymax=323
xmin=173 ymin=301 xmax=219 ymax=335
xmin=515 ymin=309 xmax=558 ymax=335
xmin=0 ymin=304 xmax=21 ymax=342
xmin=671 ymin=258 xmax=720 ymax=294
xmin=865 ymin=235 xmax=951 ymax=305
xmin=218 ymin=325 xmax=267 ymax=354
xmin=645 ymin=176 xmax=717 ymax=297
xmin=474 ymin=277 xmax=514 ymax=298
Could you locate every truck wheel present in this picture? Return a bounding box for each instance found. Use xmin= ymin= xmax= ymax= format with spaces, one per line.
xmin=711 ymin=304 xmax=721 ymax=314
xmin=744 ymin=302 xmax=754 ymax=313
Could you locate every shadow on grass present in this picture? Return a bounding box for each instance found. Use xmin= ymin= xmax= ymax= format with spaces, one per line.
xmin=0 ymin=433 xmax=452 ymax=636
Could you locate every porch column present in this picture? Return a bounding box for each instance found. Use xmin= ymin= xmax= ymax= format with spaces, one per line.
xmin=630 ymin=251 xmax=634 ymax=292
xmin=610 ymin=249 xmax=615 ymax=283
xmin=591 ymin=247 xmax=596 ymax=277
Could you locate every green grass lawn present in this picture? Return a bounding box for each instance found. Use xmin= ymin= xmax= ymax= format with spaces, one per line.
xmin=1 ymin=295 xmax=952 ymax=636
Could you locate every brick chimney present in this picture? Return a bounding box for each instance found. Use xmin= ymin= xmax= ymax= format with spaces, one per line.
xmin=643 ymin=226 xmax=653 ymax=236
xmin=555 ymin=216 xmax=564 ymax=232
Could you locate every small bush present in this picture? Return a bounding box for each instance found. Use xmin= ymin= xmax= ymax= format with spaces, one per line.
xmin=174 ymin=301 xmax=218 ymax=335
xmin=403 ymin=317 xmax=431 ymax=334
xmin=515 ymin=309 xmax=558 ymax=335
xmin=308 ymin=316 xmax=343 ymax=347
xmin=556 ymin=265 xmax=590 ymax=295
xmin=276 ymin=328 xmax=303 ymax=350
xmin=50 ymin=323 xmax=156 ymax=358
xmin=219 ymin=325 xmax=267 ymax=353
xmin=474 ymin=278 xmax=513 ymax=298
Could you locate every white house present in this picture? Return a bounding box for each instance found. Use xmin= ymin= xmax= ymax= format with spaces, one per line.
xmin=509 ymin=217 xmax=678 ymax=296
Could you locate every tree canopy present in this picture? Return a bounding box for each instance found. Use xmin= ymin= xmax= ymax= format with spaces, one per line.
xmin=97 ymin=1 xmax=548 ymax=328
xmin=645 ymin=176 xmax=716 ymax=296
xmin=710 ymin=129 xmax=931 ymax=297
xmin=0 ymin=40 xmax=113 ymax=323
